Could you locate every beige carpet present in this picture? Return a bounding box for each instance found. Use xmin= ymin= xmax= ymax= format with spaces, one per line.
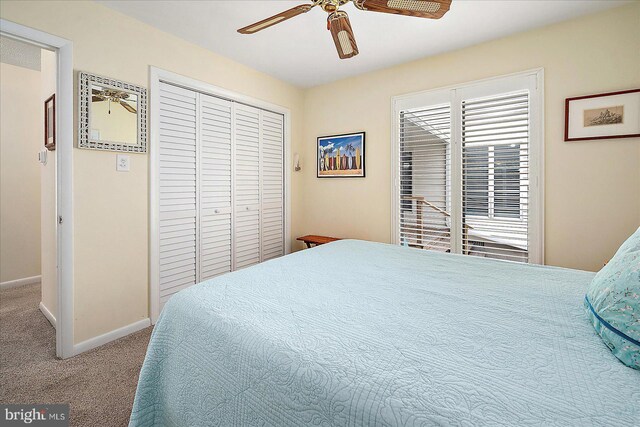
xmin=0 ymin=283 xmax=152 ymax=426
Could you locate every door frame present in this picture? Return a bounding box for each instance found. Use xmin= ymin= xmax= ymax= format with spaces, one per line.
xmin=0 ymin=19 xmax=75 ymax=358
xmin=148 ymin=66 xmax=292 ymax=324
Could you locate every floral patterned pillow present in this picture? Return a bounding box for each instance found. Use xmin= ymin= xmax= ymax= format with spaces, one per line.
xmin=585 ymin=227 xmax=640 ymax=369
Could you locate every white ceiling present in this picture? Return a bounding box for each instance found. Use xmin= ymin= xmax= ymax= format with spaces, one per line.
xmin=98 ymin=0 xmax=629 ymax=88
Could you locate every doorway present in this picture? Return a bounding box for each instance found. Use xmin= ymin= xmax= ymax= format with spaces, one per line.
xmin=0 ymin=37 xmax=57 ymax=341
xmin=0 ymin=19 xmax=74 ymax=359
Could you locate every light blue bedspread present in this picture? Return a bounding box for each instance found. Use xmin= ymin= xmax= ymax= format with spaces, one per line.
xmin=130 ymin=240 xmax=640 ymax=426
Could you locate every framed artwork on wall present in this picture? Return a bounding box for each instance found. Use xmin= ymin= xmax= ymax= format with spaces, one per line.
xmin=317 ymin=132 xmax=365 ymax=178
xmin=564 ymin=89 xmax=640 ymax=141
xmin=44 ymin=93 xmax=56 ymax=151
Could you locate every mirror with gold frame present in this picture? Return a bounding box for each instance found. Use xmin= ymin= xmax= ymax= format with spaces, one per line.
xmin=78 ymin=71 xmax=147 ymax=152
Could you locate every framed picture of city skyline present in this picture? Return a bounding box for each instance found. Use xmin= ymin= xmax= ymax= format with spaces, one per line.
xmin=317 ymin=132 xmax=365 ymax=178
xmin=564 ymin=89 xmax=640 ymax=141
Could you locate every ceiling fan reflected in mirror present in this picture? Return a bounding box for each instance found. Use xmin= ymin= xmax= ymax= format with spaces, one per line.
xmin=92 ymin=87 xmax=137 ymax=114
xmin=238 ymin=0 xmax=452 ymax=59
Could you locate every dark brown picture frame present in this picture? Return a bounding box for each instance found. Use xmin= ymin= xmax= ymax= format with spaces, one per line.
xmin=44 ymin=93 xmax=56 ymax=151
xmin=564 ymin=89 xmax=640 ymax=142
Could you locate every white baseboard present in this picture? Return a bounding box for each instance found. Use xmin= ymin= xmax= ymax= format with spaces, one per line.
xmin=73 ymin=318 xmax=151 ymax=355
xmin=39 ymin=301 xmax=57 ymax=328
xmin=0 ymin=275 xmax=41 ymax=290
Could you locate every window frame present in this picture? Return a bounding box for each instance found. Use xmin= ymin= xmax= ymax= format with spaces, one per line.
xmin=391 ymin=69 xmax=544 ymax=264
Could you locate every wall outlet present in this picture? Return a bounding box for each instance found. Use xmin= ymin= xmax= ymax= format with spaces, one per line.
xmin=117 ymin=154 xmax=130 ymax=172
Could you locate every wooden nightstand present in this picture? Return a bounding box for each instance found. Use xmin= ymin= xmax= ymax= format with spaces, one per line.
xmin=297 ymin=235 xmax=341 ymax=248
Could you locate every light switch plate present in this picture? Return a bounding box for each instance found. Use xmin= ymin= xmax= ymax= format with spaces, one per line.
xmin=116 ymin=154 xmax=130 ymax=172
xmin=38 ymin=149 xmax=48 ymax=165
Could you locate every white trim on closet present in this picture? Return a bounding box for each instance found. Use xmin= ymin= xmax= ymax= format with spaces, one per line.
xmin=149 ymin=67 xmax=291 ymax=324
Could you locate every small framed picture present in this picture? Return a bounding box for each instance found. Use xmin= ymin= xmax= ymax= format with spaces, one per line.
xmin=317 ymin=132 xmax=365 ymax=178
xmin=44 ymin=94 xmax=56 ymax=151
xmin=564 ymin=89 xmax=640 ymax=141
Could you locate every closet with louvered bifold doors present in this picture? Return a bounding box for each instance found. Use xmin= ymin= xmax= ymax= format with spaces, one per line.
xmin=156 ymin=81 xmax=285 ymax=311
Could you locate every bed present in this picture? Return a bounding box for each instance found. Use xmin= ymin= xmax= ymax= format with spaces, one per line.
xmin=129 ymin=240 xmax=639 ymax=426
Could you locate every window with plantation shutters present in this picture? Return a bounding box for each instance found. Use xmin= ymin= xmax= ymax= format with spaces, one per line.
xmin=462 ymin=92 xmax=530 ymax=262
xmin=399 ymin=104 xmax=452 ymax=252
xmin=154 ymin=80 xmax=286 ymax=315
xmin=393 ymin=71 xmax=543 ymax=264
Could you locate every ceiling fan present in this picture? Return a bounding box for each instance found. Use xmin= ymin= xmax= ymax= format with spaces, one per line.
xmin=238 ymin=0 xmax=452 ymax=59
xmin=92 ymin=88 xmax=137 ymax=114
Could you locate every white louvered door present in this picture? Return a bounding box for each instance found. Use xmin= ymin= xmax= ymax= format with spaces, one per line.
xmin=158 ymin=82 xmax=198 ymax=308
xmin=199 ymin=94 xmax=233 ymax=280
xmin=156 ymin=82 xmax=286 ymax=311
xmin=261 ymin=111 xmax=285 ymax=261
xmin=233 ymin=104 xmax=262 ymax=269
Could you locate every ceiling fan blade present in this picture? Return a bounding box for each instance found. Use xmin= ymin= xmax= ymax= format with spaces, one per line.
xmin=354 ymin=0 xmax=451 ymax=19
xmin=238 ymin=4 xmax=314 ymax=34
xmin=328 ymin=11 xmax=359 ymax=59
xmin=119 ymin=100 xmax=137 ymax=114
xmin=92 ymin=96 xmax=105 ymax=102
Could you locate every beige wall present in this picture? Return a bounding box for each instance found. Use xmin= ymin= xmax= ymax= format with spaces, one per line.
xmin=295 ymin=3 xmax=640 ymax=272
xmin=0 ymin=62 xmax=41 ymax=283
xmin=40 ymin=48 xmax=57 ymax=320
xmin=1 ymin=0 xmax=305 ymax=343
